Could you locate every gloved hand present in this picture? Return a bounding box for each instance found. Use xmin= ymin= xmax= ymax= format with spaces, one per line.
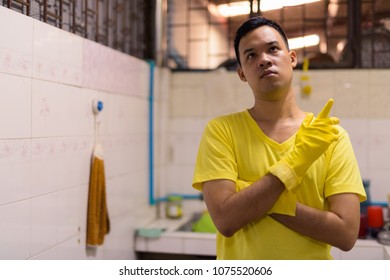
xmin=267 ymin=189 xmax=297 ymax=216
xmin=269 ymin=99 xmax=340 ymax=191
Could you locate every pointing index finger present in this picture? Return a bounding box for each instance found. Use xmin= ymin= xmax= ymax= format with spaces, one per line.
xmin=317 ymin=98 xmax=334 ymax=119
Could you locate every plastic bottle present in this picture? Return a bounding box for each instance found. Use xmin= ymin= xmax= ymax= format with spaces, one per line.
xmin=165 ymin=195 xmax=183 ymax=219
xmin=367 ymin=205 xmax=384 ymax=238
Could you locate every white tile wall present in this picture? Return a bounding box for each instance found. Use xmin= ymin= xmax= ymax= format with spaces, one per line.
xmin=31 ymin=138 xmax=60 ymax=197
xmin=333 ymin=70 xmax=370 ymax=118
xmin=0 ymin=201 xmax=30 ymax=259
xmin=57 ymin=85 xmax=95 ymax=137
xmin=57 ymin=186 xmax=81 ymax=243
xmin=369 ymin=86 xmax=390 ymax=118
xmin=31 ymin=79 xmax=60 ymax=137
xmin=30 ymin=192 xmax=58 ymax=256
xmin=0 ymin=6 xmax=163 ymax=260
xmin=82 ymin=40 xmax=149 ymax=96
xmin=58 ymin=31 xmax=83 ymax=86
xmin=170 ymin=85 xmax=207 ymax=117
xmin=0 ymin=139 xmax=31 ymax=205
xmin=0 ymin=8 xmax=33 ymax=77
xmin=341 ymin=119 xmax=370 ymax=180
xmin=33 ymin=20 xmax=60 ymax=82
xmin=0 ymin=73 xmax=32 ymax=138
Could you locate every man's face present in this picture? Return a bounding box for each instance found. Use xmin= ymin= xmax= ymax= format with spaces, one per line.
xmin=237 ymin=25 xmax=297 ymax=101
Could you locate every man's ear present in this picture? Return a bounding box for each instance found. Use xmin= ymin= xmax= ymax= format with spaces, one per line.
xmin=237 ymin=66 xmax=247 ymax=82
xmin=290 ymin=50 xmax=298 ymax=68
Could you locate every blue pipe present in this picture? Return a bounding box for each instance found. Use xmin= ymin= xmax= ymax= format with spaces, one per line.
xmin=147 ymin=60 xmax=203 ymax=205
xmin=147 ymin=60 xmax=156 ymax=205
xmin=369 ymin=201 xmax=388 ymax=207
xmin=156 ymin=194 xmax=203 ymax=203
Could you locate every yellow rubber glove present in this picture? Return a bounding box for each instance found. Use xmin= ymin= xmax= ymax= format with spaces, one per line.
xmin=236 ymin=180 xmax=297 ymax=216
xmin=267 ymin=189 xmax=297 ymax=216
xmin=269 ymin=99 xmax=340 ymax=191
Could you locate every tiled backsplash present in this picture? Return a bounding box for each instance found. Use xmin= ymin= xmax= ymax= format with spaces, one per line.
xmin=0 ymin=6 xmax=163 ymax=259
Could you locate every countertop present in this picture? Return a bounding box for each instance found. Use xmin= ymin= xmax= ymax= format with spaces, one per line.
xmin=135 ymin=202 xmax=390 ymax=259
xmin=135 ymin=211 xmax=217 ymax=256
xmin=385 ymin=244 xmax=390 ymax=259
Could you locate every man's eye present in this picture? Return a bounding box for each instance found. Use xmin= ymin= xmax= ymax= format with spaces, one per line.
xmin=247 ymin=53 xmax=255 ymax=59
xmin=269 ymin=46 xmax=278 ymax=52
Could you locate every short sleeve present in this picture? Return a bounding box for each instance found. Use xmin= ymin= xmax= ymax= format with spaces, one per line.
xmin=324 ymin=128 xmax=367 ymax=202
xmin=192 ymin=118 xmax=238 ymax=191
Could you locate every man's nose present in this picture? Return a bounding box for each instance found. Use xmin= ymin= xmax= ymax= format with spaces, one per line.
xmin=258 ymin=54 xmax=272 ymax=68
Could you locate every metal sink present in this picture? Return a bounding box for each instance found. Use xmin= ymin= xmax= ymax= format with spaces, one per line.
xmin=175 ymin=212 xmax=203 ymax=232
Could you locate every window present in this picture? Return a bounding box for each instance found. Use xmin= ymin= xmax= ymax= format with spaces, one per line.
xmin=1 ymin=0 xmax=149 ymax=60
xmin=167 ymin=0 xmax=390 ymax=70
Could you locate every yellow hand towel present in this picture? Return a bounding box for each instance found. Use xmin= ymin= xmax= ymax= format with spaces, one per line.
xmin=87 ymin=144 xmax=110 ymax=246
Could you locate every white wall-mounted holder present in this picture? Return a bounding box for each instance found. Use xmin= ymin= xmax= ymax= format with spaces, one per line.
xmin=93 ymin=99 xmax=104 ymax=115
xmin=92 ymin=99 xmax=104 ymax=153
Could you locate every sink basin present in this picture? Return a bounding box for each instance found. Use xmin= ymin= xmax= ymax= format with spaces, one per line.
xmin=176 ymin=211 xmax=217 ymax=233
xmin=176 ymin=212 xmax=203 ymax=232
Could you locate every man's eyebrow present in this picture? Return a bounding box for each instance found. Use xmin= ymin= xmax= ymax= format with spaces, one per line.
xmin=243 ymin=47 xmax=255 ymax=55
xmin=242 ymin=41 xmax=281 ymax=54
xmin=264 ymin=41 xmax=280 ymax=47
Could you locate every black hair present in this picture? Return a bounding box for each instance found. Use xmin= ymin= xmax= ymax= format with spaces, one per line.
xmin=234 ymin=17 xmax=289 ymax=65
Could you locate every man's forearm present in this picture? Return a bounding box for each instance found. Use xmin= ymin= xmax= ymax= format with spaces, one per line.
xmin=270 ymin=200 xmax=359 ymax=251
xmin=203 ymin=174 xmax=286 ymax=237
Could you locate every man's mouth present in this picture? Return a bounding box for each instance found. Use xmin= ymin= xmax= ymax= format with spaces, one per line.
xmin=261 ymin=70 xmax=276 ymax=78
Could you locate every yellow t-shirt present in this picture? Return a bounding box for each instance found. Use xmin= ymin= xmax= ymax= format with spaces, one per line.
xmin=192 ymin=110 xmax=366 ymax=260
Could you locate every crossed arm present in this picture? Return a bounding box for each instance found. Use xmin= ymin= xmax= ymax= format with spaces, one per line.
xmin=270 ymin=192 xmax=360 ymax=251
xmin=202 ymin=173 xmax=361 ymax=251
